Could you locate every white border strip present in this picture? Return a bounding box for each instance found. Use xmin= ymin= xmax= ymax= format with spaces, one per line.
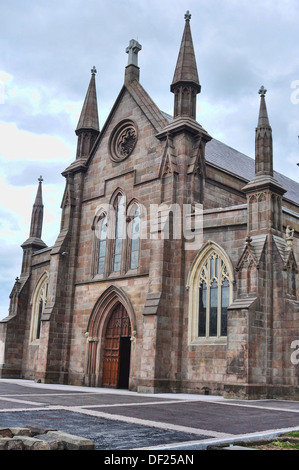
xmin=66 ymin=406 xmax=233 ymax=439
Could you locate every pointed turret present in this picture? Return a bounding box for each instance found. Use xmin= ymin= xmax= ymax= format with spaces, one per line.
xmin=243 ymin=87 xmax=286 ymax=235
xmin=255 ymin=86 xmax=273 ymax=177
xmin=75 ymin=67 xmax=100 ymax=159
xmin=29 ymin=175 xmax=44 ymax=239
xmin=21 ymin=177 xmax=47 ymax=275
xmin=171 ymin=11 xmax=201 ymax=119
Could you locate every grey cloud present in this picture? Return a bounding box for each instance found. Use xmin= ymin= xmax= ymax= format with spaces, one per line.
xmin=0 ymin=206 xmax=21 ymax=231
xmin=0 ymin=242 xmax=23 ymax=320
xmin=1 ymin=160 xmax=72 ymax=186
xmin=1 ymin=103 xmax=76 ymax=143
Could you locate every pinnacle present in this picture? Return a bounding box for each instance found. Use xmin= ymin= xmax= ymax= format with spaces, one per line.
xmin=33 ymin=176 xmax=43 ymax=207
xmin=257 ymin=86 xmax=271 ymax=130
xmin=29 ymin=177 xmax=44 ymax=240
xmin=171 ymin=12 xmax=200 ymax=90
xmin=255 ymin=86 xmax=273 ymax=178
xmin=76 ymin=69 xmax=99 ymax=133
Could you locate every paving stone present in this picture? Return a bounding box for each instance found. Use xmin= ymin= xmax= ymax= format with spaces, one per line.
xmin=31 ymin=434 xmax=65 ymax=450
xmin=25 ymin=425 xmax=57 ymax=436
xmin=10 ymin=427 xmax=32 ymax=437
xmin=12 ymin=436 xmax=43 ymax=450
xmin=0 ymin=438 xmax=11 ymax=450
xmin=47 ymin=431 xmax=94 ymax=450
xmin=0 ymin=428 xmax=13 ymax=438
xmin=1 ymin=437 xmax=24 ymax=450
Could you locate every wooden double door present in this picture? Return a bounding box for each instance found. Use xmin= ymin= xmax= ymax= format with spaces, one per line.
xmin=102 ymin=303 xmax=132 ymax=389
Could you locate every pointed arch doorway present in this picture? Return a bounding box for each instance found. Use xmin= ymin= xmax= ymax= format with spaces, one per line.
xmin=102 ymin=303 xmax=132 ymax=389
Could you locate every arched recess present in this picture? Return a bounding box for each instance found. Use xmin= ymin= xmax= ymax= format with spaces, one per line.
xmin=186 ymin=241 xmax=234 ymax=344
xmin=85 ymin=285 xmax=137 ymax=388
xmin=91 ymin=209 xmax=108 ymax=276
xmin=29 ymin=271 xmax=49 ymax=343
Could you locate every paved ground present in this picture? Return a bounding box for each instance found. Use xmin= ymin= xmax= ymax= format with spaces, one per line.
xmin=0 ymin=379 xmax=299 ymax=450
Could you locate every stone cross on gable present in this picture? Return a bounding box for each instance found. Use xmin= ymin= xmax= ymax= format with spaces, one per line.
xmin=126 ymin=39 xmax=142 ymax=67
xmin=185 ymin=10 xmax=191 ymax=21
xmin=259 ymin=86 xmax=267 ymax=97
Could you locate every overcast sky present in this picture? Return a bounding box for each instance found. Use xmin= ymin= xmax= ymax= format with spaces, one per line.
xmin=0 ymin=0 xmax=298 ymax=319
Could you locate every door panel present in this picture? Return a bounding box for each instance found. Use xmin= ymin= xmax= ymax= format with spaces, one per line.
xmin=102 ymin=304 xmax=131 ymax=388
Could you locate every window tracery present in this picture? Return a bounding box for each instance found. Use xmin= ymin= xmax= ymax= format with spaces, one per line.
xmin=93 ymin=193 xmax=141 ymax=277
xmin=187 ymin=244 xmax=233 ymax=343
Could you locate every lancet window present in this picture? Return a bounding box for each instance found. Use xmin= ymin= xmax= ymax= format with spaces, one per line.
xmin=97 ymin=215 xmax=107 ymax=275
xmin=113 ymin=194 xmax=126 ymax=272
xmin=30 ymin=273 xmax=49 ymax=343
xmin=129 ymin=205 xmax=140 ymax=270
xmin=93 ymin=191 xmax=141 ymax=278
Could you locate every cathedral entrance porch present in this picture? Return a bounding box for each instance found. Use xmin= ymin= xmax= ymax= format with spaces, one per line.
xmin=84 ymin=286 xmax=136 ymax=389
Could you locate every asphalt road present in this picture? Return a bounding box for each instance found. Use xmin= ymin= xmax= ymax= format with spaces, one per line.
xmin=0 ymin=379 xmax=299 ymax=451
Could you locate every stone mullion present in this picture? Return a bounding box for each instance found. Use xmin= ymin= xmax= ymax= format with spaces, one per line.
xmin=206 ymin=260 xmax=211 ymax=338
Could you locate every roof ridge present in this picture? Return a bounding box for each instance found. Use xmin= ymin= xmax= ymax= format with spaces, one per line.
xmin=126 ymin=80 xmax=168 ymax=132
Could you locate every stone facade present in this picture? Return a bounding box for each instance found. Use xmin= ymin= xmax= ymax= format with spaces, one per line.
xmin=1 ymin=13 xmax=298 ymax=399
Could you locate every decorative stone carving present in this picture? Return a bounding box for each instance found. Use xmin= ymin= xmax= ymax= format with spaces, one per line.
xmin=286 ymin=225 xmax=295 ymax=248
xmin=109 ymin=120 xmax=137 ymax=162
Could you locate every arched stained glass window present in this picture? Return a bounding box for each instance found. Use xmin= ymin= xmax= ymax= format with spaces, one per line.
xmin=187 ymin=245 xmax=233 ymax=343
xmin=113 ymin=194 xmax=125 ymax=272
xmin=129 ymin=206 xmax=140 ymax=270
xmin=92 ymin=192 xmax=143 ymax=278
xmin=97 ymin=215 xmax=107 ymax=275
xmin=198 ymin=252 xmax=230 ymax=338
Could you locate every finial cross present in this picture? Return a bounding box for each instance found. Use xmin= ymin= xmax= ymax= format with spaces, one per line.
xmin=91 ymin=66 xmax=97 ymax=75
xmin=126 ymin=39 xmax=142 ymax=67
xmin=259 ymin=85 xmax=267 ymax=97
xmin=38 ymin=175 xmax=43 ymax=183
xmin=185 ymin=10 xmax=191 ymax=21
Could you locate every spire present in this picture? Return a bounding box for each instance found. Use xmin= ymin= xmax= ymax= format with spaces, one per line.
xmin=171 ymin=11 xmax=200 ymax=89
xmin=255 ymin=86 xmax=273 ymax=177
xmin=29 ymin=176 xmax=44 ymax=239
xmin=171 ymin=11 xmax=201 ymax=119
xmin=76 ymin=67 xmax=99 ymax=133
xmin=242 ymin=87 xmax=286 ymax=236
xmin=75 ymin=67 xmax=100 ymax=159
xmin=20 ymin=176 xmax=47 ymax=275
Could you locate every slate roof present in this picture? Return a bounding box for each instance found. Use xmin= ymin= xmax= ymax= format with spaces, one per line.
xmin=204 ymin=138 xmax=299 ymax=206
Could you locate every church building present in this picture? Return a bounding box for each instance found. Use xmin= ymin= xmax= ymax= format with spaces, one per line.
xmin=1 ymin=12 xmax=298 ymax=399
